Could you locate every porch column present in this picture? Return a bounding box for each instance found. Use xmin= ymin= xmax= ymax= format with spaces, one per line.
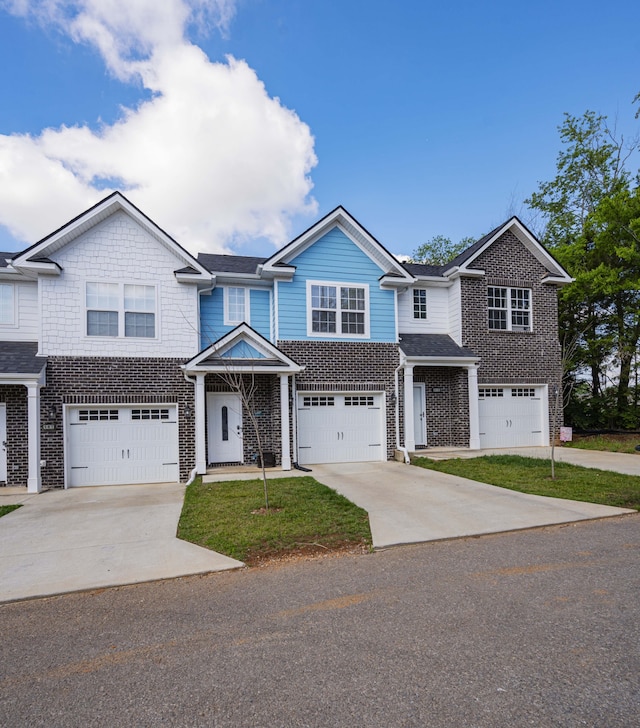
xmin=403 ymin=365 xmax=415 ymax=453
xmin=194 ymin=373 xmax=207 ymax=475
xmin=279 ymin=374 xmax=291 ymax=471
xmin=467 ymin=364 xmax=480 ymax=450
xmin=26 ymin=382 xmax=41 ymax=493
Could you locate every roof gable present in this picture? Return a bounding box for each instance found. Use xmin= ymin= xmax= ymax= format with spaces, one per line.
xmin=260 ymin=206 xmax=414 ymax=285
xmin=10 ymin=192 xmax=212 ymax=279
xmin=443 ymin=217 xmax=572 ymax=284
xmin=183 ymin=323 xmax=303 ymax=373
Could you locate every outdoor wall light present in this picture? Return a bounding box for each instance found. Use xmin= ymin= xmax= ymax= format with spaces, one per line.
xmin=184 ymin=403 xmax=193 ymax=419
xmin=47 ymin=404 xmax=57 ymax=419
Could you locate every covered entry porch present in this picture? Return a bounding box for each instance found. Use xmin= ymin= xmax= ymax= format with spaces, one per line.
xmin=182 ymin=324 xmax=304 ymax=474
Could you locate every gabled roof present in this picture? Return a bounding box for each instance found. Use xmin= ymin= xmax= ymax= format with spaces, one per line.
xmin=259 ymin=206 xmax=415 ymax=286
xmin=442 ymin=217 xmax=572 ymax=284
xmin=183 ymin=323 xmax=304 ymax=374
xmin=10 ymin=192 xmax=212 ymax=280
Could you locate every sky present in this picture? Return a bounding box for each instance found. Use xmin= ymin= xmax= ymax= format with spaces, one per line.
xmin=0 ymin=0 xmax=639 ymax=259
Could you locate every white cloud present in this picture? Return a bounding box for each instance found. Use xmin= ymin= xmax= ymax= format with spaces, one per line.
xmin=0 ymin=0 xmax=317 ymax=253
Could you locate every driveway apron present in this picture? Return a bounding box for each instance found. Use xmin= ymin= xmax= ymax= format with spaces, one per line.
xmin=0 ymin=482 xmax=242 ymax=603
xmin=311 ymin=461 xmax=634 ymax=549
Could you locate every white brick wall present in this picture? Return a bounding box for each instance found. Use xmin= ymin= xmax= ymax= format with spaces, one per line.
xmin=397 ymin=286 xmax=450 ymax=334
xmin=0 ymin=280 xmax=38 ymax=341
xmin=40 ymin=211 xmax=199 ymax=357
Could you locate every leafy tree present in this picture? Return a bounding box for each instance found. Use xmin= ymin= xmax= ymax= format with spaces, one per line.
xmin=411 ymin=235 xmax=475 ymax=265
xmin=526 ymin=106 xmax=640 ymax=428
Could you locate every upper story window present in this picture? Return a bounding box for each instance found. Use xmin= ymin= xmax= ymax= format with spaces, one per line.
xmin=0 ymin=283 xmax=15 ymax=325
xmin=224 ymin=287 xmax=250 ymax=326
xmin=86 ymin=282 xmax=156 ymax=338
xmin=487 ymin=286 xmax=531 ymax=332
xmin=413 ymin=289 xmax=427 ymax=319
xmin=307 ymin=280 xmax=369 ymax=338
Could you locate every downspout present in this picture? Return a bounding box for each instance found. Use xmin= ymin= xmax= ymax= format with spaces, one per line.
xmin=182 ymin=370 xmax=199 ymax=484
xmin=395 ymin=359 xmax=410 ymax=464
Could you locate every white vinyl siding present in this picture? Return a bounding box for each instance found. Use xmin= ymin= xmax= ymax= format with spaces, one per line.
xmin=398 ymin=286 xmax=449 ymax=334
xmin=0 ymin=281 xmax=38 ymax=341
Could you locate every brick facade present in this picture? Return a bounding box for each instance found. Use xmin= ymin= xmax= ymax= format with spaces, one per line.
xmin=40 ymin=357 xmax=196 ymax=488
xmin=279 ymin=341 xmax=400 ymax=459
xmin=461 ymin=230 xmax=563 ymax=437
xmin=0 ymin=385 xmax=28 ymax=487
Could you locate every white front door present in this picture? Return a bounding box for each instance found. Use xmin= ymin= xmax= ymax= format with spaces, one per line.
xmin=413 ymin=383 xmax=426 ymax=447
xmin=207 ymin=393 xmax=243 ymax=464
xmin=67 ymin=405 xmax=179 ymax=486
xmin=0 ymin=403 xmax=6 ymax=482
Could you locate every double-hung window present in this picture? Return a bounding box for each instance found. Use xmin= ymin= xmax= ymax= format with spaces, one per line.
xmin=86 ymin=282 xmax=156 ymax=338
xmin=487 ymin=286 xmax=531 ymax=332
xmin=308 ymin=281 xmax=369 ymax=337
xmin=0 ymin=283 xmax=15 ymax=326
xmin=224 ymin=287 xmax=249 ymax=326
xmin=413 ymin=289 xmax=427 ymax=319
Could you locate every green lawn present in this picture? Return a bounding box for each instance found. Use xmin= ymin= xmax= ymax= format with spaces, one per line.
xmin=565 ymin=433 xmax=640 ymax=454
xmin=412 ymin=454 xmax=640 ymax=510
xmin=178 ymin=476 xmax=372 ymax=565
xmin=0 ymin=504 xmax=21 ymax=518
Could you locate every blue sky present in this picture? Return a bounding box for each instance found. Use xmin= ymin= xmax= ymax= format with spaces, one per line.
xmin=0 ymin=0 xmax=639 ymax=258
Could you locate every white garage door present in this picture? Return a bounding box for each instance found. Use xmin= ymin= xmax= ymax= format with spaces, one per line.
xmin=67 ymin=405 xmax=179 ymax=486
xmin=297 ymin=393 xmax=384 ymax=464
xmin=479 ymin=386 xmax=545 ymax=448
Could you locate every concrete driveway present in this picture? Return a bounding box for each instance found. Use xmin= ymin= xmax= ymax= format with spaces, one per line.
xmin=311 ymin=461 xmax=634 ymax=548
xmin=0 ymin=483 xmax=242 ymax=603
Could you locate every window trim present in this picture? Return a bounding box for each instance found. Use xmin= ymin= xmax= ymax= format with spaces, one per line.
xmin=85 ymin=281 xmax=158 ymax=339
xmin=412 ymin=288 xmax=428 ymax=320
xmin=223 ymin=286 xmax=250 ymax=326
xmin=487 ymin=286 xmax=532 ymax=332
xmin=0 ymin=282 xmax=16 ymax=327
xmin=306 ymin=280 xmax=370 ymax=338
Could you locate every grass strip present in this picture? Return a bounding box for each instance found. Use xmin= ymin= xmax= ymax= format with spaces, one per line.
xmin=565 ymin=433 xmax=640 ymax=454
xmin=412 ymin=454 xmax=640 ymax=510
xmin=178 ymin=476 xmax=372 ymax=564
xmin=0 ymin=504 xmax=22 ymax=518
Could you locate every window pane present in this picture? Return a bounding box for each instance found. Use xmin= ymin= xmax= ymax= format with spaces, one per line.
xmin=312 ymin=310 xmax=336 ymax=332
xmin=413 ymin=289 xmax=427 ymax=319
xmin=487 ymin=287 xmax=507 ymax=309
xmin=124 ymin=284 xmax=155 ymax=312
xmin=340 ymin=287 xmax=364 ymax=311
xmin=0 ymin=283 xmax=13 ymax=324
xmin=87 ymin=310 xmax=118 ymax=336
xmin=227 ymin=287 xmax=245 ymax=322
xmin=125 ymin=312 xmax=155 ymax=337
xmin=488 ymin=309 xmax=507 ymax=330
xmin=86 ymin=282 xmax=118 ymax=310
xmin=341 ymin=311 xmax=365 ymax=334
xmin=311 ymin=285 xmax=336 ymax=309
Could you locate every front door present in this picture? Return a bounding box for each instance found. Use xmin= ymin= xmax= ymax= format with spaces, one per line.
xmin=207 ymin=393 xmax=243 ymax=464
xmin=0 ymin=403 xmax=6 ymax=482
xmin=413 ymin=383 xmax=426 ymax=447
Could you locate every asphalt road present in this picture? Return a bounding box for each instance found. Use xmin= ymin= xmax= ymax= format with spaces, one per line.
xmin=1 ymin=515 xmax=638 ymax=728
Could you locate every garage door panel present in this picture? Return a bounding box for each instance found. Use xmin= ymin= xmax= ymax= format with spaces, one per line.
xmin=297 ymin=393 xmax=383 ymax=464
xmin=479 ymin=387 xmax=545 ymax=448
xmin=67 ymin=406 xmax=179 ymax=486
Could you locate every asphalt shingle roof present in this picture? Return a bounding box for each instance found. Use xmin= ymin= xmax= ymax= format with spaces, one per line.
xmin=403 ymin=262 xmax=445 ymax=277
xmin=0 ymin=252 xmax=13 ymax=268
xmin=198 ymin=253 xmax=267 ymax=274
xmin=0 ymin=342 xmax=47 ymax=375
xmin=399 ymin=333 xmax=477 ymax=359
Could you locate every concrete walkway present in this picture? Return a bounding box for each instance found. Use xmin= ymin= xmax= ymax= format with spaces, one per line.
xmin=311 ymin=461 xmax=635 ymax=549
xmin=0 ymin=482 xmax=243 ymax=603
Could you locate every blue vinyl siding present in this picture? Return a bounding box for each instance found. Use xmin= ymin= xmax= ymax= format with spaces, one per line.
xmin=221 ymin=340 xmax=265 ymax=359
xmin=277 ymin=227 xmax=396 ymax=342
xmin=200 ymin=287 xmax=271 ymax=349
